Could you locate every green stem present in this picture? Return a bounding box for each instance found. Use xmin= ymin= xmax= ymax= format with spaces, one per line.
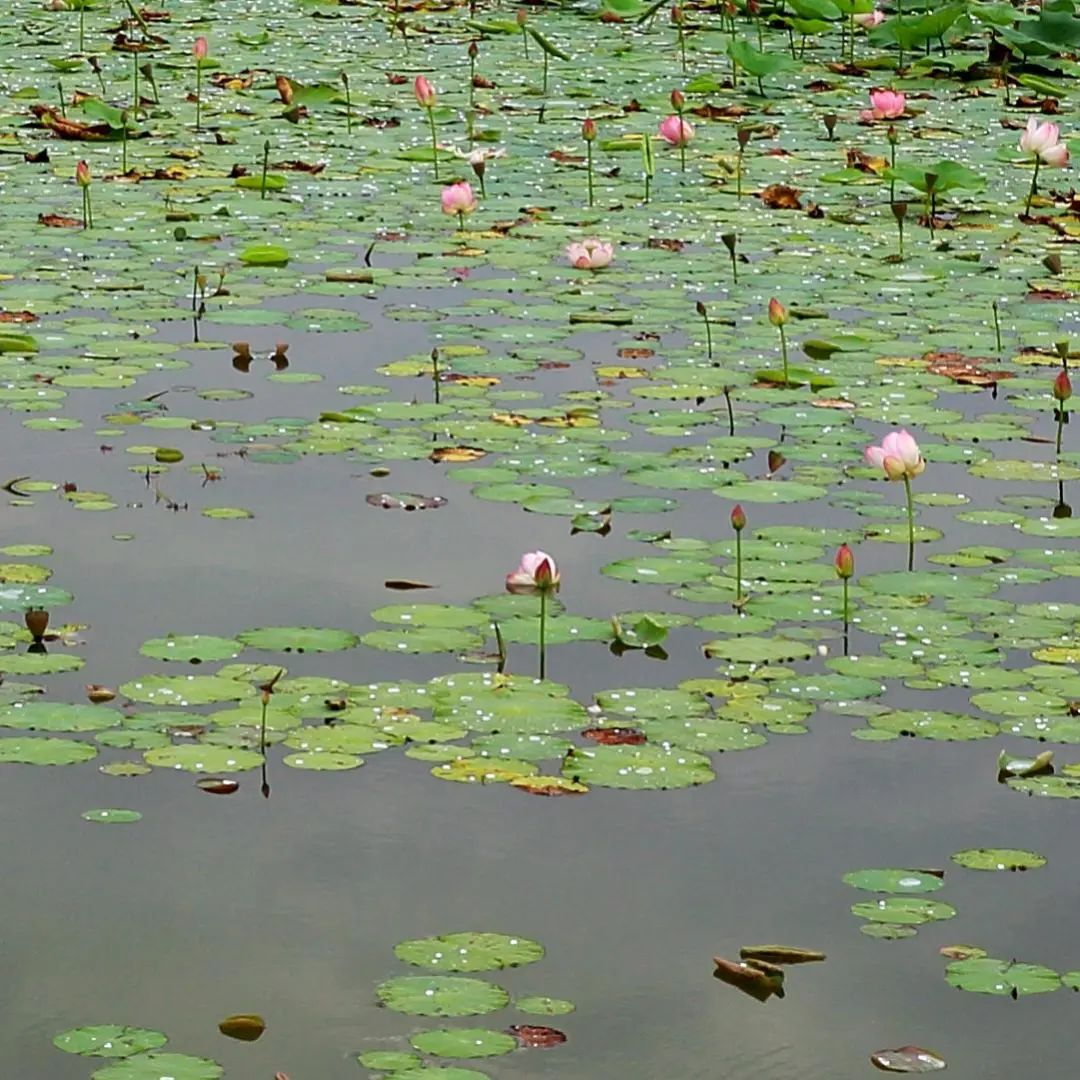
xmin=896 ymin=0 xmax=904 ymax=70
xmin=79 ymin=4 xmax=85 ymax=52
xmin=538 ymin=588 xmax=547 ymax=680
xmin=842 ymin=576 xmax=849 ymax=627
xmin=195 ymin=63 xmax=202 ymax=131
xmin=1056 ymin=405 xmax=1065 ymax=456
xmin=736 ymin=150 xmax=742 ymax=200
xmin=903 ymin=474 xmax=914 ymax=571
xmin=133 ymin=52 xmax=139 ymax=114
xmin=679 ymin=139 xmax=686 ymax=172
xmin=260 ymin=140 xmax=269 ymax=200
xmin=679 ymin=26 xmax=687 ymax=72
xmin=703 ymin=313 xmax=712 ymax=360
xmin=1025 ymin=156 xmax=1040 ymax=216
xmin=586 ymin=141 xmax=594 ymax=207
xmin=457 ymin=209 xmax=465 ymax=233
xmin=849 ymin=13 xmax=855 ymax=63
xmin=723 ymin=386 xmax=734 ymax=436
xmin=889 ymin=141 xmax=896 ymax=203
xmin=259 ymin=695 xmax=267 ymax=755
xmin=542 ymin=49 xmax=549 ymax=95
xmin=734 ymin=532 xmax=743 ymax=605
xmin=427 ymin=106 xmax=439 ymax=179
xmin=992 ymin=300 xmax=1002 ymax=353
xmin=779 ymin=324 xmax=789 ymax=386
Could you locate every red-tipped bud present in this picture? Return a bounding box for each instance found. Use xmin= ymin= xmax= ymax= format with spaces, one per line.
xmin=730 ymin=504 xmax=746 ymax=532
xmin=516 ymin=8 xmax=528 ymax=24
xmin=414 ymin=75 xmax=436 ymax=109
xmin=75 ymin=159 xmax=91 ymax=187
xmin=886 ymin=124 xmax=898 ymax=145
xmin=671 ymin=4 xmax=685 ymax=23
xmin=835 ymin=544 xmax=855 ymax=580
xmin=670 ymin=89 xmax=685 ymax=111
xmin=468 ymin=40 xmax=479 ymax=59
xmin=748 ymin=0 xmax=760 ymax=13
xmin=582 ymin=118 xmax=597 ymax=142
xmin=1054 ymin=369 xmax=1072 ymax=403
xmin=194 ymin=36 xmax=208 ymax=60
xmin=768 ymin=297 xmax=788 ymax=327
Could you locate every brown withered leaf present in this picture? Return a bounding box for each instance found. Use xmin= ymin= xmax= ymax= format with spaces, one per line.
xmin=386 ymin=72 xmax=408 ymax=84
xmin=38 ymin=213 xmax=81 ymax=228
xmin=1028 ymin=288 xmax=1073 ymax=301
xmin=472 ymin=75 xmax=495 ymax=88
xmin=812 ymin=397 xmax=857 ymax=410
xmin=846 ymin=148 xmax=888 ymax=174
xmin=211 ymin=71 xmax=255 ymax=90
xmin=759 ymin=183 xmax=802 ymax=209
xmin=0 ymin=310 xmax=38 ymax=323
xmin=30 ymin=105 xmax=114 ymax=141
xmin=361 ymin=116 xmax=400 ymax=129
xmin=549 ymin=149 xmax=585 ymax=164
xmin=622 ymin=98 xmax=642 ymax=112
xmin=508 ymin=1025 xmax=567 ymax=1048
xmin=274 ymin=74 xmax=294 ymax=104
xmin=617 ymin=347 xmax=654 ymax=359
xmin=767 ymin=450 xmax=786 ymax=475
xmin=429 ymin=446 xmax=487 ymax=463
xmin=24 ymin=148 xmax=49 ymax=163
xmin=648 ymin=237 xmax=685 ymax=251
xmin=384 ymin=579 xmax=436 ymax=590
xmin=582 ymin=726 xmax=646 ymax=745
xmin=924 ymin=350 xmax=1014 ymax=386
xmin=713 ymin=956 xmax=784 ymax=1002
xmin=218 ymin=1015 xmax=265 ymax=1042
xmin=510 ymin=775 xmax=589 ymax=796
xmin=273 ymin=159 xmax=326 ymax=174
xmin=739 ymin=945 xmax=826 ymax=965
xmin=689 ymin=102 xmax=750 ymax=119
xmin=804 ymin=79 xmax=836 ymax=92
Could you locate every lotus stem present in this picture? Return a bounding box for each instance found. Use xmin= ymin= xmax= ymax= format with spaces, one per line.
xmin=342 ymin=72 xmax=352 ymax=135
xmin=1025 ymin=157 xmax=1039 ymax=217
xmin=431 ymin=347 xmax=440 ymax=404
xmin=736 ymin=149 xmax=743 ymax=200
xmin=734 ymin=530 xmax=743 ymax=605
xmin=842 ymin=575 xmax=850 ymax=628
xmin=82 ymin=186 xmax=92 ymax=229
xmin=586 ymin=140 xmax=594 ymax=207
xmin=723 ymin=385 xmax=735 ymax=436
xmin=57 ymin=80 xmax=66 ymax=117
xmin=493 ymin=619 xmax=506 ymax=673
xmin=701 ymin=307 xmax=712 ymax=359
xmin=195 ymin=59 xmax=202 ymax=131
xmin=79 ymin=4 xmax=85 ymax=52
xmin=903 ymin=474 xmax=915 ymax=571
xmin=678 ymin=24 xmax=687 ymax=73
xmin=260 ymin=139 xmax=270 ymax=199
xmin=132 ymin=52 xmax=139 ymax=114
xmin=1056 ymin=401 xmax=1066 ymax=456
xmin=538 ymin=588 xmax=547 ymax=680
xmin=427 ymin=106 xmax=439 ymax=179
xmin=992 ymin=300 xmax=1002 ymax=353
xmin=779 ymin=323 xmax=789 ymax=387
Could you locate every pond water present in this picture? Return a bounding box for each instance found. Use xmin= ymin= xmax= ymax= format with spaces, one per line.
xmin=2 ymin=0 xmax=1080 ymax=1076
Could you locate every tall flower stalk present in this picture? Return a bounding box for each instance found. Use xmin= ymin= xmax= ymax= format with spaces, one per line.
xmin=415 ymin=75 xmax=440 ymax=179
xmin=582 ymin=118 xmax=597 ymax=207
xmin=865 ymin=429 xmax=925 ymax=570
xmin=1019 ymin=117 xmax=1069 ymax=216
xmin=731 ymin=504 xmax=746 ymax=607
xmin=1053 ymin=369 xmax=1071 ymax=456
xmin=835 ymin=543 xmax=854 ymax=651
xmin=194 ymin=36 xmax=207 ymax=131
xmin=768 ymin=298 xmax=790 ymax=386
xmin=76 ymin=159 xmax=92 ymax=228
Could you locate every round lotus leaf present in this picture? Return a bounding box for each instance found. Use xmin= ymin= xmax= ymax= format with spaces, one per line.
xmin=376 ymin=975 xmax=510 ymax=1017
xmin=862 ymin=571 xmax=997 ymax=600
xmin=860 ymin=923 xmax=918 ymax=940
xmin=640 ymin=717 xmax=767 ymax=752
xmin=515 ymin=996 xmax=575 ymax=1016
xmin=0 ymin=652 xmax=84 ymax=675
xmin=868 ymin=710 xmax=998 ymax=741
xmin=236 ymin=626 xmax=359 ymax=652
xmin=283 ymin=752 xmax=363 ymax=771
xmin=100 ymin=761 xmax=153 ymax=777
xmin=852 ymin=898 xmax=956 ymax=925
xmin=562 ymin=744 xmax=714 ymax=790
xmin=471 ymin=733 xmax=572 ymax=762
xmin=119 ymin=675 xmax=255 ymax=706
xmin=843 ymin=869 xmax=945 ymax=894
xmin=362 ymin=627 xmax=486 ymax=654
xmin=54 ymin=1025 xmax=167 ymax=1057
xmin=395 ymin=932 xmax=544 ymax=973
xmin=82 ymin=809 xmax=142 ymax=824
xmin=285 ymin=726 xmax=396 ymax=754
xmin=595 ymin=687 xmax=709 ymax=720
xmin=0 ymin=736 xmax=97 ymax=765
xmin=435 ymin=689 xmax=588 ymax=735
xmin=139 ymin=635 xmax=243 ymax=663
xmin=952 ymin=848 xmax=1046 ymax=872
xmin=91 ymin=1052 xmax=224 ymax=1079
xmin=371 ymin=604 xmax=487 ymax=629
xmin=383 ymin=1069 xmax=492 ymax=1079
xmin=601 ymin=556 xmax=716 ymax=585
xmin=1008 ymin=775 xmax=1080 ymax=798
xmin=777 ymin=675 xmax=884 ymax=701
xmin=493 ymin=615 xmax=610 ymax=645
xmin=143 ymin=745 xmax=263 ymax=773
xmin=945 ymin=957 xmax=1060 ymax=996
xmin=0 ymin=701 xmax=119 ymax=732
xmin=432 ymin=758 xmax=538 ymax=784
xmin=409 ymin=1028 xmax=516 ymax=1059
xmin=703 ymin=636 xmax=815 ymax=664
xmin=357 ymin=1051 xmax=421 ymax=1071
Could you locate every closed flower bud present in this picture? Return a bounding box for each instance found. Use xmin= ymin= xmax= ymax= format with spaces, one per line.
xmin=730 ymin=504 xmax=746 ymax=532
xmin=670 ymin=89 xmax=685 ymax=111
xmin=768 ymin=297 xmax=788 ymax=327
xmin=1054 ymin=369 xmax=1072 ymax=402
xmin=582 ymin=118 xmax=597 ymax=142
xmin=834 ymin=544 xmax=855 ymax=579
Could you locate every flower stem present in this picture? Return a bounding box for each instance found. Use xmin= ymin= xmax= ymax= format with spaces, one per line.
xmin=427 ymin=106 xmax=439 ymax=179
xmin=1025 ymin=156 xmax=1039 ymax=217
xmin=1056 ymin=403 xmax=1066 ymax=456
xmin=586 ymin=141 xmax=594 ymax=207
xmin=903 ymin=474 xmax=914 ymax=571
xmin=992 ymin=300 xmax=1002 ymax=352
xmin=842 ymin=575 xmax=850 ymax=627
xmin=734 ymin=531 xmax=743 ymax=606
xmin=195 ymin=62 xmax=202 ymax=131
xmin=779 ymin=324 xmax=789 ymax=386
xmin=736 ymin=150 xmax=742 ymax=200
xmin=538 ymin=588 xmax=547 ymax=680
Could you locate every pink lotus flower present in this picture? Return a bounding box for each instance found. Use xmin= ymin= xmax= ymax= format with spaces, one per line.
xmin=1019 ymin=117 xmax=1068 ymax=167
xmin=566 ymin=238 xmax=614 ymax=270
xmin=1054 ymin=369 xmax=1072 ymax=403
xmin=865 ymin=429 xmax=925 ymax=481
xmin=859 ymin=89 xmax=905 ymax=122
xmin=75 ymin=159 xmax=91 ymax=187
xmin=853 ymin=10 xmax=885 ymax=27
xmin=658 ymin=115 xmax=694 ymax=147
xmin=440 ymin=181 xmax=477 ymax=216
xmin=194 ymin=36 xmax=208 ymax=60
xmin=414 ymin=75 xmax=436 ymax=109
xmin=506 ymin=551 xmax=560 ymax=595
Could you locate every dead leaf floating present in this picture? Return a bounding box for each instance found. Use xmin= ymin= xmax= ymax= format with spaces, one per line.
xmin=739 ymin=945 xmax=826 ymax=965
xmin=507 ymin=1024 xmax=568 ymax=1047
xmin=712 ymin=956 xmax=785 ymax=1002
xmin=870 ymin=1046 xmax=947 ymax=1073
xmin=218 ymin=1014 xmax=266 ymax=1042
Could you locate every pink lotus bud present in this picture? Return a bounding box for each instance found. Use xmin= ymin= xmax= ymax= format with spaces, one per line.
xmin=1054 ymin=369 xmax=1072 ymax=402
xmin=670 ymin=89 xmax=685 ymax=111
xmin=658 ymin=114 xmax=693 ymax=147
xmin=414 ymin=75 xmax=436 ymax=109
xmin=768 ymin=298 xmax=788 ymax=327
xmin=516 ymin=8 xmax=528 ymax=24
xmin=582 ymin=118 xmax=597 ymax=142
xmin=834 ymin=544 xmax=855 ymax=579
xmin=730 ymin=504 xmax=746 ymax=532
xmin=75 ymin=159 xmax=91 ymax=187
xmin=193 ymin=37 xmax=208 ymax=61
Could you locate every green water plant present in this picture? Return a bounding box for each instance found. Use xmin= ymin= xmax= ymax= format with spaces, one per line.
xmin=194 ymin=36 xmax=207 ymax=131
xmin=1053 ymin=369 xmax=1071 ymax=456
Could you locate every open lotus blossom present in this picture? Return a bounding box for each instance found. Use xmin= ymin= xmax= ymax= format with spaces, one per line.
xmin=506 ymin=551 xmax=560 ymax=595
xmin=566 ymin=239 xmax=614 ymax=270
xmin=865 ymin=429 xmax=924 ymax=481
xmin=853 ymin=9 xmax=885 ymax=26
xmin=658 ymin=114 xmax=694 ymax=147
xmin=440 ymin=181 xmax=477 ymax=216
xmin=1019 ymin=117 xmax=1068 ymax=168
xmin=859 ymin=89 xmax=905 ymax=122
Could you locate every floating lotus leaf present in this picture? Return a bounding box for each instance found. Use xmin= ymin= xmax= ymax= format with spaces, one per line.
xmin=703 ymin=637 xmax=815 ymax=664
xmin=119 ymin=675 xmax=254 ymax=706
xmin=860 ymin=923 xmax=918 ymax=940
xmin=1007 ymin=775 xmax=1080 ymax=799
xmin=432 ymin=758 xmax=538 ymax=784
xmin=236 ymin=626 xmax=360 ymax=652
xmin=852 ymin=898 xmax=956 ymax=925
xmin=81 ymin=809 xmax=142 ymax=824
xmin=561 ymin=744 xmax=714 ymax=790
xmin=409 ymin=1028 xmax=516 ymax=1059
xmin=381 ymin=1068 xmax=491 ymax=1080
xmin=870 ymin=1046 xmax=947 ymax=1073
xmin=595 ymin=687 xmax=710 ymax=720
xmin=639 ymin=717 xmax=767 ymax=752
xmin=952 ymin=848 xmax=1046 ymax=872
xmin=0 ymin=737 xmax=96 ymax=765
xmin=143 ymin=746 xmax=263 ymax=773
xmin=868 ymin=710 xmax=998 ymax=741
xmin=471 ymin=732 xmax=573 ymax=762
xmin=601 ymin=555 xmax=717 ymax=585
xmin=54 ymin=1025 xmax=167 ymax=1057
xmin=515 ymin=996 xmax=575 ymax=1015
xmin=0 ymin=701 xmax=118 ymax=732
xmin=357 ymin=1051 xmax=422 ymax=1071
xmin=283 ymin=752 xmax=363 ymax=770
xmin=91 ymin=1053 xmax=223 ymax=1079
xmin=844 ymin=869 xmax=945 ymax=894
xmin=138 ymin=635 xmax=243 ymax=663
xmin=945 ymin=957 xmax=1060 ymax=996
xmin=376 ymin=975 xmax=509 ymax=1017
xmin=395 ymin=932 xmax=544 ymax=972
xmin=371 ymin=604 xmax=488 ymax=629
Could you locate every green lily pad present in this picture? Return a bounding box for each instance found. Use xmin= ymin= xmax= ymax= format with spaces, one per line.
xmin=236 ymin=626 xmax=360 ymax=653
xmin=376 ymin=976 xmax=510 ymax=1017
xmin=81 ymin=809 xmax=142 ymax=824
xmin=0 ymin=737 xmax=97 ymax=765
xmin=91 ymin=1053 xmax=223 ymax=1080
xmin=852 ymin=898 xmax=956 ymax=925
xmin=843 ymin=869 xmax=945 ymax=894
xmin=395 ymin=932 xmax=544 ymax=972
xmin=945 ymin=957 xmax=1060 ymax=996
xmin=561 ymin=744 xmax=714 ymax=790
xmin=54 ymin=1025 xmax=168 ymax=1057
xmin=409 ymin=1028 xmax=517 ymax=1059
xmin=951 ymin=848 xmax=1046 ymax=872
xmin=143 ymin=745 xmax=263 ymax=773
xmin=139 ymin=635 xmax=243 ymax=663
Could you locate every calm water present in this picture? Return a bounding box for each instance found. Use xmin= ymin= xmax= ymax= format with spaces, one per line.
xmin=2 ymin=302 xmax=1078 ymax=1080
